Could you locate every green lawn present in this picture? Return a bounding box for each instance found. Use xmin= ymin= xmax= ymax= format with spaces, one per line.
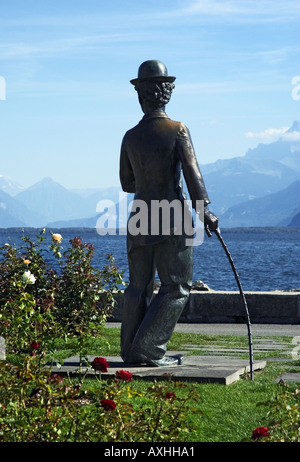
xmin=49 ymin=326 xmax=300 ymax=442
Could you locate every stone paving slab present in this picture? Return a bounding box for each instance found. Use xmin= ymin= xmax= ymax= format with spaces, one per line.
xmin=275 ymin=373 xmax=300 ymax=383
xmin=49 ymin=352 xmax=266 ymax=385
xmin=105 ymin=323 xmax=300 ymax=383
xmin=46 ymin=323 xmax=300 ymax=384
xmin=181 ymin=341 xmax=295 ymax=356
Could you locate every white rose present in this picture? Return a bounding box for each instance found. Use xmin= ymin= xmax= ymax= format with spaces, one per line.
xmin=22 ymin=270 xmax=36 ymax=285
xmin=52 ymin=233 xmax=63 ymax=244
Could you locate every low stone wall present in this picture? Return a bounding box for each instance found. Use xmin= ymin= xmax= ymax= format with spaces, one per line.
xmin=111 ymin=290 xmax=300 ymax=325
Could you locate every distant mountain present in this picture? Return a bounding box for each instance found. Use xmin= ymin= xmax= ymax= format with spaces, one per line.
xmin=73 ymin=186 xmax=126 ymax=218
xmin=71 ymin=186 xmax=122 ymax=201
xmin=289 ymin=211 xmax=300 ymax=226
xmin=47 ymin=191 xmax=132 ymax=229
xmin=47 ymin=215 xmax=98 ymax=229
xmin=0 ymin=176 xmax=128 ymax=228
xmin=200 ymin=121 xmax=300 ymax=217
xmin=1 ymin=120 xmax=300 ymax=229
xmin=0 ymin=175 xmax=24 ymax=196
xmin=15 ymin=177 xmax=96 ymax=226
xmin=0 ymin=190 xmax=44 ymax=227
xmin=219 ymin=180 xmax=300 ymax=227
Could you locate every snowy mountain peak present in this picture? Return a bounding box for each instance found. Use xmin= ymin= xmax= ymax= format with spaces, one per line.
xmin=281 ymin=120 xmax=300 ymax=142
xmin=0 ymin=175 xmax=24 ymax=196
xmin=286 ymin=120 xmax=300 ymax=133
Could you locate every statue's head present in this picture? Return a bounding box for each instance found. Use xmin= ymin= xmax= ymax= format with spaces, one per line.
xmin=130 ymin=60 xmax=176 ymax=114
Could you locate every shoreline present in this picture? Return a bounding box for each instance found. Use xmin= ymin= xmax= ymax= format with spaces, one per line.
xmin=111 ymin=289 xmax=300 ymax=325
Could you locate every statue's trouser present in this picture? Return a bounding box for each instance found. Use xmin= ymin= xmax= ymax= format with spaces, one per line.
xmin=121 ymin=233 xmax=193 ymax=363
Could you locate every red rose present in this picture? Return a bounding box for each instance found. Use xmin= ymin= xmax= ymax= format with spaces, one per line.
xmin=116 ymin=370 xmax=133 ymax=381
xmin=100 ymin=399 xmax=116 ymax=411
xmin=47 ymin=373 xmax=64 ymax=384
xmin=251 ymin=426 xmax=270 ymax=440
xmin=91 ymin=357 xmax=109 ymax=372
xmin=165 ymin=392 xmax=176 ymax=400
xmin=29 ymin=341 xmax=39 ymax=350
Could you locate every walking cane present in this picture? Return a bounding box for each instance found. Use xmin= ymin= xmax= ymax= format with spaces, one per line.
xmin=206 ymin=226 xmax=254 ymax=381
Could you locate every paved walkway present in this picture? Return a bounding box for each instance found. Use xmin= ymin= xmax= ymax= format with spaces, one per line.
xmin=50 ymin=323 xmax=300 ymax=385
xmin=108 ymin=322 xmax=300 ymax=337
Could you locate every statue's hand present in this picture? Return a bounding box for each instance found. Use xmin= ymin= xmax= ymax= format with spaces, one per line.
xmin=204 ymin=208 xmax=219 ymax=237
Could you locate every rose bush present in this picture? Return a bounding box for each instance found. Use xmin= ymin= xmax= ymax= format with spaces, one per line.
xmin=0 ymin=231 xmax=201 ymax=442
xmin=0 ymin=352 xmax=200 ymax=442
xmin=0 ymin=230 xmax=125 ymax=359
xmin=247 ymin=381 xmax=300 ymax=443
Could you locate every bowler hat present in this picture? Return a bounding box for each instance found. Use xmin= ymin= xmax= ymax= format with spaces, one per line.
xmin=130 ymin=60 xmax=176 ymax=85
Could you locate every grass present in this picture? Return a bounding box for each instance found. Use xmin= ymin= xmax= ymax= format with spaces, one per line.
xmin=51 ymin=326 xmax=298 ymax=361
xmin=47 ymin=326 xmax=300 ymax=442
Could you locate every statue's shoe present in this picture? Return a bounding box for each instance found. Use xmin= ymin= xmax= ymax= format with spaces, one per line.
xmin=122 ymin=352 xmax=184 ymax=367
xmin=145 ymin=354 xmax=184 ymax=367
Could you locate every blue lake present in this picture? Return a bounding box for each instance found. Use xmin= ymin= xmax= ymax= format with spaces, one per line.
xmin=0 ymin=227 xmax=299 ymax=292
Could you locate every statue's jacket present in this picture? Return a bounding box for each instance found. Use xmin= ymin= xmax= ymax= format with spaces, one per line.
xmin=120 ymin=111 xmax=210 ymax=246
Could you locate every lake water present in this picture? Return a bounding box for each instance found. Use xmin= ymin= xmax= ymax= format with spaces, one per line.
xmin=0 ymin=227 xmax=299 ymax=292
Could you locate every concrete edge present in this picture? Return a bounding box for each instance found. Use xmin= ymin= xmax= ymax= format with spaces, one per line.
xmin=110 ymin=290 xmax=300 ymax=324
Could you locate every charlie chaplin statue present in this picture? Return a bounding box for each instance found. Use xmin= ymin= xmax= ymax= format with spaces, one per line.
xmin=120 ymin=60 xmax=218 ymax=366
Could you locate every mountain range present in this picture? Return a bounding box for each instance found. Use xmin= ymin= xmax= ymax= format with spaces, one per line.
xmin=0 ymin=121 xmax=299 ymax=229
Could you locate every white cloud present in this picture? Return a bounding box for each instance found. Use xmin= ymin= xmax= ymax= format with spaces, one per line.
xmin=256 ymin=47 xmax=299 ymax=64
xmin=0 ymin=32 xmax=144 ymax=60
xmin=245 ymin=126 xmax=300 ymax=142
xmin=182 ymin=0 xmax=300 ymax=21
xmin=245 ymin=127 xmax=290 ymax=140
xmin=281 ymin=131 xmax=300 ymax=141
xmin=184 ymin=0 xmax=253 ymax=15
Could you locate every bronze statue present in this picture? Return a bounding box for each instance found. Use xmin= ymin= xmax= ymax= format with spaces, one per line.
xmin=119 ymin=60 xmax=218 ymax=366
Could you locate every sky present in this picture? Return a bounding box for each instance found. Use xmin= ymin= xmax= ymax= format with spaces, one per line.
xmin=0 ymin=0 xmax=299 ymax=191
